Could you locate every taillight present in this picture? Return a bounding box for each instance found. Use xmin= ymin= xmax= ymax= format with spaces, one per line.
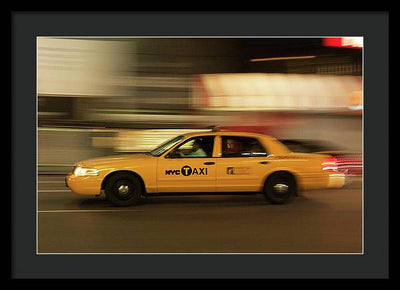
xmin=321 ymin=157 xmax=338 ymax=171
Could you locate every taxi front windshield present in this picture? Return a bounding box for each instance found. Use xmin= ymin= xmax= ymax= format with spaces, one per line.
xmin=149 ymin=135 xmax=185 ymax=157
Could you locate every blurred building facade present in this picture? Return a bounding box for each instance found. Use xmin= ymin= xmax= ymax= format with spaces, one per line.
xmin=38 ymin=38 xmax=362 ymax=127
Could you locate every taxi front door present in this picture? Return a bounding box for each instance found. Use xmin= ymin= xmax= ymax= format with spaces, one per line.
xmin=156 ymin=136 xmax=217 ymax=193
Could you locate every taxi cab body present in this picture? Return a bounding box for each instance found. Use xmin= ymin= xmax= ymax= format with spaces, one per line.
xmin=66 ymin=131 xmax=345 ymax=206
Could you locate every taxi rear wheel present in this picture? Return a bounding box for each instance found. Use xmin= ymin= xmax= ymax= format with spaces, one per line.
xmin=263 ymin=172 xmax=296 ymax=204
xmin=104 ymin=173 xmax=142 ymax=206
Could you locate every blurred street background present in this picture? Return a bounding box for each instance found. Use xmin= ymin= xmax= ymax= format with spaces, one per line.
xmin=37 ymin=37 xmax=362 ymax=174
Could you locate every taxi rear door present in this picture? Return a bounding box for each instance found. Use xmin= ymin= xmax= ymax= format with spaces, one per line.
xmin=216 ymin=135 xmax=272 ymax=192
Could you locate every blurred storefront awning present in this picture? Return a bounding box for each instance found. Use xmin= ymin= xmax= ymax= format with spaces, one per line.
xmin=192 ymin=73 xmax=362 ymax=114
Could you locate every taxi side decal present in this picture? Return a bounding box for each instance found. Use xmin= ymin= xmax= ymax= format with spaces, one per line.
xmin=227 ymin=167 xmax=251 ymax=175
xmin=165 ymin=165 xmax=208 ymax=176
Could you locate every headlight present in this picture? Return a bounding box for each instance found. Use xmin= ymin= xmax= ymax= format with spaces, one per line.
xmin=73 ymin=166 xmax=99 ymax=177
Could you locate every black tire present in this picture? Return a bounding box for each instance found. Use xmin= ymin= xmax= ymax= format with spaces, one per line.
xmin=104 ymin=172 xmax=143 ymax=206
xmin=263 ymin=172 xmax=296 ymax=204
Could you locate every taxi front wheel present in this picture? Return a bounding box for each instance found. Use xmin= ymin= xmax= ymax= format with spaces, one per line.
xmin=104 ymin=173 xmax=142 ymax=206
xmin=263 ymin=172 xmax=296 ymax=204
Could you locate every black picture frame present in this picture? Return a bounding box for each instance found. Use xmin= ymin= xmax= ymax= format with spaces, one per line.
xmin=11 ymin=11 xmax=389 ymax=279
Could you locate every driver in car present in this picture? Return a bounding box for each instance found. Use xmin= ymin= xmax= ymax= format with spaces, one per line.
xmin=185 ymin=139 xmax=207 ymax=157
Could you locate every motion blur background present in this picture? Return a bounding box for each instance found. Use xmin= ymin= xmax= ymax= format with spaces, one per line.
xmin=37 ymin=37 xmax=363 ymax=174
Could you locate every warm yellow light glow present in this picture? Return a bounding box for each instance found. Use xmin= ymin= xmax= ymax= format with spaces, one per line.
xmin=250 ymin=55 xmax=317 ymax=62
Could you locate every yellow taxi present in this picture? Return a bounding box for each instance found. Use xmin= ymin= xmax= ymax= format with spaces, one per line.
xmin=66 ymin=131 xmax=345 ymax=206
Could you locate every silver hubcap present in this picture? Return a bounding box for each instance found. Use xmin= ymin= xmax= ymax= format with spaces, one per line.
xmin=273 ymin=183 xmax=289 ymax=193
xmin=118 ymin=185 xmax=130 ymax=195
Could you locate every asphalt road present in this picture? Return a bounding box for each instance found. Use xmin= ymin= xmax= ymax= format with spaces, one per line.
xmin=38 ymin=175 xmax=363 ymax=254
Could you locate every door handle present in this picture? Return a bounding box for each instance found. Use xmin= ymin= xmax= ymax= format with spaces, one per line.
xmin=203 ymin=161 xmax=215 ymax=165
xmin=259 ymin=161 xmax=269 ymax=164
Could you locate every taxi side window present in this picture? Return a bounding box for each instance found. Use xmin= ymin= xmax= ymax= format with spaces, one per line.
xmin=221 ymin=136 xmax=268 ymax=157
xmin=169 ymin=136 xmax=215 ymax=158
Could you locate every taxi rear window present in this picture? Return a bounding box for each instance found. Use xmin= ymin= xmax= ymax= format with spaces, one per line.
xmin=221 ymin=136 xmax=268 ymax=157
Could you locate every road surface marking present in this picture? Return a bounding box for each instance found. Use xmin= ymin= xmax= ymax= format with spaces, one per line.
xmin=38 ymin=181 xmax=66 ymax=184
xmin=38 ymin=209 xmax=145 ymax=213
xmin=38 ymin=189 xmax=71 ymax=193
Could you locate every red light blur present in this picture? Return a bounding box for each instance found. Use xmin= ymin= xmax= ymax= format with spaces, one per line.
xmin=322 ymin=37 xmax=363 ymax=49
xmin=321 ymin=156 xmax=339 ymax=171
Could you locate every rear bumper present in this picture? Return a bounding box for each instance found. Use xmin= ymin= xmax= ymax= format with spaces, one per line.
xmin=327 ymin=172 xmax=346 ymax=188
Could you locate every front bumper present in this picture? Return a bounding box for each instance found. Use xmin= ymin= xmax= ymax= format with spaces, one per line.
xmin=65 ymin=173 xmax=102 ymax=195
